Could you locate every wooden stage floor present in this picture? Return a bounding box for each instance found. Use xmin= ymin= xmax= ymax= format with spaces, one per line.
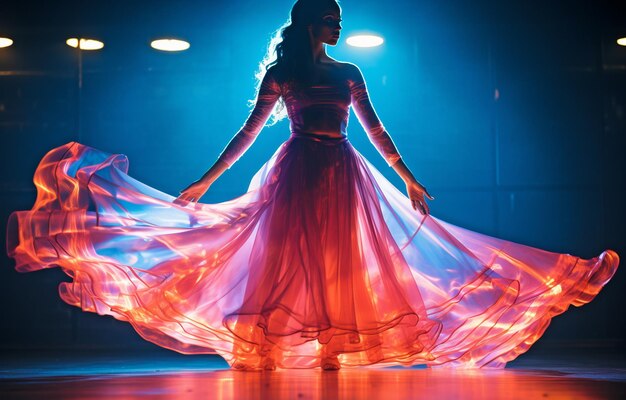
xmin=1 ymin=346 xmax=624 ymax=399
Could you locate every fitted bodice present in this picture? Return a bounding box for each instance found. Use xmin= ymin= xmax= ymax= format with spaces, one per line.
xmin=281 ymin=63 xmax=352 ymax=138
xmin=217 ymin=61 xmax=402 ymax=168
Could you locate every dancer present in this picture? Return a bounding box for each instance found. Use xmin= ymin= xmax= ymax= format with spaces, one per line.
xmin=7 ymin=0 xmax=619 ymax=372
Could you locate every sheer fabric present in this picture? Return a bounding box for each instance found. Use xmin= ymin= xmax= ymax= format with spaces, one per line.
xmin=6 ymin=62 xmax=619 ymax=370
xmin=218 ymin=63 xmax=402 ymax=168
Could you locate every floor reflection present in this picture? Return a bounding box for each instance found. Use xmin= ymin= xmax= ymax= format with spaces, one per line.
xmin=1 ymin=350 xmax=625 ymax=399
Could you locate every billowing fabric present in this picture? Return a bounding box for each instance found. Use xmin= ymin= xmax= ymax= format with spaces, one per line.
xmin=6 ymin=62 xmax=619 ymax=370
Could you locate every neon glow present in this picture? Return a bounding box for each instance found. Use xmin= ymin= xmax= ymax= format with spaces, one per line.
xmin=6 ymin=140 xmax=619 ymax=370
xmin=5 ymin=65 xmax=620 ymax=371
xmin=0 ymin=37 xmax=13 ymax=48
xmin=617 ymin=37 xmax=626 ymax=46
xmin=346 ymin=34 xmax=384 ymax=48
xmin=151 ymin=38 xmax=190 ymax=52
xmin=66 ymin=38 xmax=104 ymax=50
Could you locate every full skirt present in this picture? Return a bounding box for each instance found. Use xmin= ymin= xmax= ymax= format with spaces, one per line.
xmin=6 ymin=137 xmax=620 ymax=369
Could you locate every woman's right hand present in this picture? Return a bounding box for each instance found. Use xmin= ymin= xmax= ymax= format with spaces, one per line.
xmin=175 ymin=177 xmax=213 ymax=205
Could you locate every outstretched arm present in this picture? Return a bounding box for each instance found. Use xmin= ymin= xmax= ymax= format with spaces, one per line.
xmin=176 ymin=67 xmax=281 ymax=203
xmin=348 ymin=63 xmax=434 ymax=215
xmin=217 ymin=67 xmax=282 ymax=168
xmin=348 ymin=63 xmax=402 ymax=167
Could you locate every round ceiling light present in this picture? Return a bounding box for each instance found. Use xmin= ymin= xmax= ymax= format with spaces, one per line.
xmin=66 ymin=38 xmax=104 ymax=50
xmin=0 ymin=37 xmax=13 ymax=48
xmin=346 ymin=34 xmax=384 ymax=48
xmin=150 ymin=38 xmax=190 ymax=52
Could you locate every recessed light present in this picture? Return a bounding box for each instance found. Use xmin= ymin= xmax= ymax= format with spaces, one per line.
xmin=346 ymin=34 xmax=384 ymax=48
xmin=151 ymin=39 xmax=190 ymax=52
xmin=66 ymin=38 xmax=104 ymax=50
xmin=0 ymin=37 xmax=13 ymax=48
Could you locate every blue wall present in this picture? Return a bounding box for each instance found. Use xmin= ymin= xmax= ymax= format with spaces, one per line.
xmin=1 ymin=0 xmax=624 ymax=350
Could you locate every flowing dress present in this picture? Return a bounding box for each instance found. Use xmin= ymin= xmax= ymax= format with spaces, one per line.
xmin=6 ymin=62 xmax=619 ymax=369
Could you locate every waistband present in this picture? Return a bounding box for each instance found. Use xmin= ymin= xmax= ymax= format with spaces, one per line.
xmin=289 ymin=131 xmax=348 ymax=144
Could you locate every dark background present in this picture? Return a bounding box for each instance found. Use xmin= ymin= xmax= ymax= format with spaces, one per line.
xmin=1 ymin=0 xmax=624 ymax=356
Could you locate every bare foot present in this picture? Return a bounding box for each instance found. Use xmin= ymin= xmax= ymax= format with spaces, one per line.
xmin=261 ymin=356 xmax=277 ymax=371
xmin=321 ymin=355 xmax=341 ymax=370
xmin=232 ymin=361 xmax=258 ymax=371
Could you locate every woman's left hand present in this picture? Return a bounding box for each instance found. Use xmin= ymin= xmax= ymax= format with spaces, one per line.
xmin=405 ymin=179 xmax=434 ymax=215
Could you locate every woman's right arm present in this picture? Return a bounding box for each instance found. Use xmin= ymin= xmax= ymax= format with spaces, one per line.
xmin=177 ymin=67 xmax=281 ymax=203
xmin=216 ymin=66 xmax=282 ymax=169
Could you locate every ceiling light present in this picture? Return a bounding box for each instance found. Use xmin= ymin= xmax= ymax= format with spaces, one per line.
xmin=346 ymin=34 xmax=384 ymax=48
xmin=151 ymin=39 xmax=190 ymax=52
xmin=0 ymin=37 xmax=13 ymax=48
xmin=66 ymin=38 xmax=104 ymax=50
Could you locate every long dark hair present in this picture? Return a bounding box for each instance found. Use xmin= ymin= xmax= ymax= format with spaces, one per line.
xmin=247 ymin=0 xmax=341 ymax=125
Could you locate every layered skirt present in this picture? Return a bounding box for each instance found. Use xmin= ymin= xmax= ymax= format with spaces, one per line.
xmin=6 ymin=135 xmax=619 ymax=369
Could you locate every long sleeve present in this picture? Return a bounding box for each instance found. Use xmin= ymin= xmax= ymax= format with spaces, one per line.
xmin=217 ymin=67 xmax=282 ymax=169
xmin=348 ymin=64 xmax=402 ymax=167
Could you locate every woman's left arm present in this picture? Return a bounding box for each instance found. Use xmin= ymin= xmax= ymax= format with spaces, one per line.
xmin=348 ymin=63 xmax=403 ymax=169
xmin=348 ymin=63 xmax=434 ymax=214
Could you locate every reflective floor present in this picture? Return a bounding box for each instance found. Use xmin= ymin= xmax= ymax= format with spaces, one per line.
xmin=1 ymin=346 xmax=625 ymax=399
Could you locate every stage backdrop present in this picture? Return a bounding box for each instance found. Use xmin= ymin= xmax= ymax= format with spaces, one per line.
xmin=0 ymin=0 xmax=623 ymax=352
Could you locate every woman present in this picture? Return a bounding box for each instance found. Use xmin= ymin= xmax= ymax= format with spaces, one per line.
xmin=177 ymin=1 xmax=433 ymax=217
xmin=7 ymin=0 xmax=619 ymax=371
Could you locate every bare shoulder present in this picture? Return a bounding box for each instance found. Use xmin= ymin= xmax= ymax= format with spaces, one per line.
xmin=264 ymin=64 xmax=286 ymax=88
xmin=338 ymin=61 xmax=358 ymax=70
xmin=337 ymin=61 xmax=363 ymax=81
xmin=265 ymin=64 xmax=281 ymax=79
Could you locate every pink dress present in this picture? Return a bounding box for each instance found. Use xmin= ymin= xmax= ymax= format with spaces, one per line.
xmin=6 ymin=62 xmax=619 ymax=369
